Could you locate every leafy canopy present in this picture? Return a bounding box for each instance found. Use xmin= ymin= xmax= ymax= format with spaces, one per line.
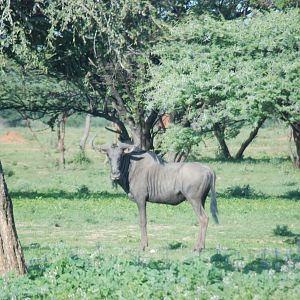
xmin=148 ymin=10 xmax=300 ymax=133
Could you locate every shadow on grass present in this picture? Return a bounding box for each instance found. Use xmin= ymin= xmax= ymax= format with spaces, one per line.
xmin=11 ymin=188 xmax=299 ymax=201
xmin=192 ymin=156 xmax=291 ymax=165
xmin=209 ymin=253 xmax=300 ymax=278
xmin=11 ymin=190 xmax=126 ymax=200
xmin=273 ymin=225 xmax=300 ymax=245
xmin=218 ymin=186 xmax=299 ymax=201
xmin=22 ymin=243 xmax=51 ymax=251
xmin=281 ymin=190 xmax=300 ymax=200
xmin=27 ymin=262 xmax=51 ymax=280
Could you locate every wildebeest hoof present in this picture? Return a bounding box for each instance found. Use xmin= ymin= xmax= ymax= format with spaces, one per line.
xmin=128 ymin=192 xmax=134 ymax=199
xmin=140 ymin=242 xmax=148 ymax=251
xmin=193 ymin=247 xmax=204 ymax=253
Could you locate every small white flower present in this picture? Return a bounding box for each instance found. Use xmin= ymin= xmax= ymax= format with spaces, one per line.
xmin=268 ymin=269 xmax=275 ymax=277
xmin=234 ymin=260 xmax=245 ymax=270
xmin=68 ymin=293 xmax=75 ymax=300
xmin=223 ymin=276 xmax=230 ymax=285
xmin=287 ymin=260 xmax=294 ymax=269
xmin=280 ymin=265 xmax=289 ymax=272
xmin=210 ymin=295 xmax=220 ymax=300
xmin=288 ymin=272 xmax=295 ymax=280
xmin=196 ymin=286 xmax=206 ymax=294
xmin=249 ymin=271 xmax=257 ymax=277
xmin=149 ymin=249 xmax=156 ymax=253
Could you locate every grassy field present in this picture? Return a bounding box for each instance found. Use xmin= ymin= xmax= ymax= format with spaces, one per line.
xmin=0 ymin=124 xmax=299 ymax=299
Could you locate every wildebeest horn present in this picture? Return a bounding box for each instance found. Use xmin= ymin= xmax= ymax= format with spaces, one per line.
xmin=91 ymin=136 xmax=109 ymax=152
xmin=91 ymin=136 xmax=100 ymax=151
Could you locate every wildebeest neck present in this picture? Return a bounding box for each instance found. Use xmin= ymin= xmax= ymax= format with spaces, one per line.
xmin=116 ymin=151 xmax=163 ymax=193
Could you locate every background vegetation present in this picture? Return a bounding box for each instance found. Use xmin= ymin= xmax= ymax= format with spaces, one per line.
xmin=1 ymin=0 xmax=300 ymax=299
xmin=0 ymin=123 xmax=299 ymax=299
xmin=1 ymin=1 xmax=299 ymax=161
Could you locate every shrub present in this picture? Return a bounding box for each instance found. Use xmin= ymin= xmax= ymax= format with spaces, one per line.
xmin=273 ymin=225 xmax=294 ymax=237
xmin=4 ymin=166 xmax=15 ymax=177
xmin=283 ymin=190 xmax=300 ymax=200
xmin=224 ymin=184 xmax=259 ymax=198
xmin=70 ymin=151 xmax=91 ymax=166
xmin=76 ymin=184 xmax=90 ymax=196
xmin=167 ymin=241 xmax=186 ymax=250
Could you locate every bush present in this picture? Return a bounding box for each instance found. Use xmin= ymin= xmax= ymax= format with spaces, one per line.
xmin=4 ymin=166 xmax=15 ymax=177
xmin=167 ymin=241 xmax=186 ymax=250
xmin=273 ymin=225 xmax=294 ymax=237
xmin=224 ymin=184 xmax=259 ymax=198
xmin=283 ymin=190 xmax=300 ymax=200
xmin=69 ymin=151 xmax=91 ymax=166
xmin=76 ymin=184 xmax=90 ymax=196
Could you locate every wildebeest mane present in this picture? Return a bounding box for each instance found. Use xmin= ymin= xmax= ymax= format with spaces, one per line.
xmin=128 ymin=148 xmax=165 ymax=165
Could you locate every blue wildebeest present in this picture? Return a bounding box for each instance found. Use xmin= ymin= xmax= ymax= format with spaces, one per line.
xmin=93 ymin=141 xmax=219 ymax=252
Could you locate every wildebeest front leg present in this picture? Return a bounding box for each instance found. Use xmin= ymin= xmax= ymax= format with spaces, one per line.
xmin=190 ymin=200 xmax=209 ymax=252
xmin=136 ymin=201 xmax=148 ymax=251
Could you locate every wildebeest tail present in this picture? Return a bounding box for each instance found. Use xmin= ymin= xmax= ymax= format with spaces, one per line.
xmin=210 ymin=172 xmax=219 ymax=224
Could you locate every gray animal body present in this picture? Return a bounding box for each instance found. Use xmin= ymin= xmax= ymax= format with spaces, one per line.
xmin=95 ymin=142 xmax=219 ymax=252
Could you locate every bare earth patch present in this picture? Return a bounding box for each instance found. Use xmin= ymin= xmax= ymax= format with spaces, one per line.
xmin=0 ymin=131 xmax=26 ymax=144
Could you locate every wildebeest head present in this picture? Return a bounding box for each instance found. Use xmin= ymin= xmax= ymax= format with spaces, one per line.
xmin=93 ymin=141 xmax=134 ymax=181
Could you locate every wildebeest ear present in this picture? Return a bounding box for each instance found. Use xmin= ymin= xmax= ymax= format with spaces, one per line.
xmin=99 ymin=143 xmax=110 ymax=153
xmin=118 ymin=142 xmax=135 ymax=154
xmin=123 ymin=146 xmax=135 ymax=154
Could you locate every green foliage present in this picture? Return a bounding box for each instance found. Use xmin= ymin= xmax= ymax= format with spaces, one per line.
xmin=67 ymin=114 xmax=109 ymax=128
xmin=0 ymin=0 xmax=168 ymax=148
xmin=76 ymin=184 xmax=90 ymax=196
xmin=3 ymin=165 xmax=14 ymax=177
xmin=224 ymin=184 xmax=261 ymax=198
xmin=0 ymin=61 xmax=77 ymax=127
xmin=167 ymin=241 xmax=187 ymax=250
xmin=69 ymin=151 xmax=91 ymax=167
xmin=0 ymin=248 xmax=299 ymax=299
xmin=283 ymin=189 xmax=300 ymax=200
xmin=0 ymin=125 xmax=299 ymax=298
xmin=273 ymin=225 xmax=294 ymax=237
xmin=0 ymin=124 xmax=299 ymax=298
xmin=0 ymin=110 xmax=24 ymax=127
xmin=148 ymin=10 xmax=300 ymax=149
xmin=156 ymin=125 xmax=202 ymax=155
xmin=2 ymin=2 xmax=300 ymax=152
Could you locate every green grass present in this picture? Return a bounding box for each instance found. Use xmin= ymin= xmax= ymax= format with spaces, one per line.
xmin=0 ymin=124 xmax=299 ymax=299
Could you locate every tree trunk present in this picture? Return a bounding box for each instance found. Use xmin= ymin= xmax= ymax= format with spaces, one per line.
xmin=0 ymin=161 xmax=26 ymax=276
xmin=131 ymin=127 xmax=153 ymax=150
xmin=130 ymin=110 xmax=158 ymax=150
xmin=79 ymin=114 xmax=92 ymax=152
xmin=213 ymin=123 xmax=232 ymax=159
xmin=290 ymin=123 xmax=300 ymax=169
xmin=235 ymin=117 xmax=266 ymax=160
xmin=57 ymin=113 xmax=67 ymax=169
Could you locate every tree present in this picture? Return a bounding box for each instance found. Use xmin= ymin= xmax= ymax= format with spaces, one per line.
xmin=0 ymin=1 xmax=168 ymax=150
xmin=290 ymin=123 xmax=300 ymax=168
xmin=147 ymin=10 xmax=300 ymax=161
xmin=79 ymin=114 xmax=92 ymax=153
xmin=0 ymin=161 xmax=26 ymax=276
xmin=1 ymin=2 xmax=299 ymax=154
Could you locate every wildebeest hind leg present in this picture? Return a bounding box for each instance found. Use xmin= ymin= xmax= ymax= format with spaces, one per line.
xmin=136 ymin=201 xmax=148 ymax=251
xmin=189 ymin=199 xmax=209 ymax=252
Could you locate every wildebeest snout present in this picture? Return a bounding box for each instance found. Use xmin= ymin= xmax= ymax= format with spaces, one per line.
xmin=111 ymin=174 xmax=120 ymax=180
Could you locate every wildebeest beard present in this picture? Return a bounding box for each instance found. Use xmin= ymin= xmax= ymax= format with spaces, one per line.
xmin=111 ymin=180 xmax=118 ymax=189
